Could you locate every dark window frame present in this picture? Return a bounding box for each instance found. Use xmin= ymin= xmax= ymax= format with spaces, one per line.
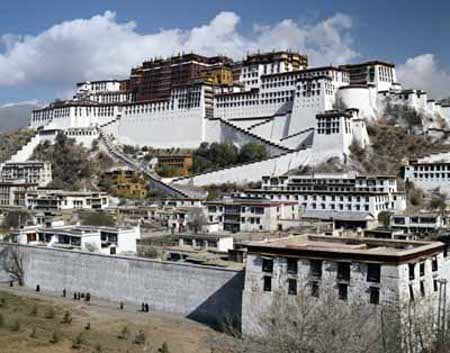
xmin=262 ymin=258 xmax=274 ymax=273
xmin=310 ymin=260 xmax=323 ymax=278
xmin=432 ymin=258 xmax=438 ymax=272
xmin=367 ymin=263 xmax=381 ymax=283
xmin=288 ymin=279 xmax=297 ymax=295
xmin=263 ymin=276 xmax=272 ymax=292
xmin=337 ymin=262 xmax=351 ymax=282
xmin=287 ymin=258 xmax=298 ymax=275
xmin=409 ymin=263 xmax=415 ymax=280
xmin=338 ymin=283 xmax=348 ymax=300
xmin=311 ymin=281 xmax=320 ymax=298
xmin=420 ymin=281 xmax=426 ymax=297
xmin=369 ymin=287 xmax=380 ymax=305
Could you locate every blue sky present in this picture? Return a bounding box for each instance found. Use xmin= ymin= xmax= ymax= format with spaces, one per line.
xmin=0 ymin=0 xmax=449 ymax=104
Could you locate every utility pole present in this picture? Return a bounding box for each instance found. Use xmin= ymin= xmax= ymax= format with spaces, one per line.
xmin=438 ymin=278 xmax=448 ymax=346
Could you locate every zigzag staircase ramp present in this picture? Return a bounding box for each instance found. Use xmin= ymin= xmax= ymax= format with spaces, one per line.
xmin=211 ymin=117 xmax=294 ymax=156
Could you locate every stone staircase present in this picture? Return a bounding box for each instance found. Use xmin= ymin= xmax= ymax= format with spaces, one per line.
xmin=7 ymin=133 xmax=41 ymax=163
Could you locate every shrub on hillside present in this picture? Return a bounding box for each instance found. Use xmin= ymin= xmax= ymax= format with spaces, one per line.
xmin=157 ymin=165 xmax=180 ymax=177
xmin=2 ymin=210 xmax=30 ymax=230
xmin=377 ymin=211 xmax=393 ymax=227
xmin=429 ymin=191 xmax=447 ymax=212
xmin=31 ymin=133 xmax=113 ymax=191
xmin=351 ymin=123 xmax=450 ymax=176
xmin=79 ymin=211 xmax=115 ymax=227
xmin=49 ymin=330 xmax=60 ymax=344
xmin=192 ymin=142 xmax=268 ymax=174
xmin=407 ymin=182 xmax=426 ymax=209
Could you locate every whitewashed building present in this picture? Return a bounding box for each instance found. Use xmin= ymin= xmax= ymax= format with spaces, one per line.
xmin=160 ymin=198 xmax=204 ymax=208
xmin=205 ymin=196 xmax=300 ymax=232
xmin=26 ymin=190 xmax=109 ymax=211
xmin=242 ymin=235 xmax=450 ymax=341
xmin=390 ymin=213 xmax=449 ymax=235
xmin=1 ymin=161 xmax=52 ymax=187
xmin=177 ymin=234 xmax=234 ymax=252
xmin=11 ymin=224 xmax=141 ymax=255
xmin=245 ymin=173 xmax=406 ymax=228
xmin=404 ymin=158 xmax=450 ymax=195
xmin=0 ymin=180 xmax=38 ymax=207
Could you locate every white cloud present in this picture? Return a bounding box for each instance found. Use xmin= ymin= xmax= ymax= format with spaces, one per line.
xmin=397 ymin=54 xmax=450 ymax=99
xmin=0 ymin=11 xmax=358 ymax=96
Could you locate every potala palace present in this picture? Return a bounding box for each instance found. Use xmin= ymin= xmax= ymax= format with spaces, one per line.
xmin=25 ymin=50 xmax=450 ymax=191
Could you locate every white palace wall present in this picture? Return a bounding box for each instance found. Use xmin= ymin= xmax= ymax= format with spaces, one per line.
xmin=247 ymin=115 xmax=291 ymax=142
xmin=204 ymin=119 xmax=290 ymax=156
xmin=171 ymin=148 xmax=311 ymax=187
xmin=226 ymin=119 xmax=269 ymax=130
xmin=118 ymin=112 xmax=205 ymax=148
xmin=338 ymin=86 xmax=378 ymax=119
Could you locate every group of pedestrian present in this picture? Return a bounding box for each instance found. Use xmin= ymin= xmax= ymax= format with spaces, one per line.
xmin=12 ymin=282 xmax=149 ymax=314
xmin=73 ymin=292 xmax=91 ymax=302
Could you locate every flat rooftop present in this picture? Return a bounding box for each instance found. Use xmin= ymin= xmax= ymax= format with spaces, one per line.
xmin=205 ymin=197 xmax=297 ymax=206
xmin=177 ymin=233 xmax=233 ymax=241
xmin=246 ymin=235 xmax=444 ymax=263
xmin=39 ymin=225 xmax=136 ymax=236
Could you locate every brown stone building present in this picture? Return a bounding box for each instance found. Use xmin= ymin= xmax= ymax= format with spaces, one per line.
xmin=154 ymin=150 xmax=193 ymax=177
xmin=242 ymin=51 xmax=308 ymax=72
xmin=129 ymin=54 xmax=234 ymax=102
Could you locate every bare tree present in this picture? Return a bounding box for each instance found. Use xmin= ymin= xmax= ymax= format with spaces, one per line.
xmin=0 ymin=245 xmax=24 ymax=285
xmin=187 ymin=208 xmax=208 ymax=234
xmin=211 ymin=290 xmax=450 ymax=353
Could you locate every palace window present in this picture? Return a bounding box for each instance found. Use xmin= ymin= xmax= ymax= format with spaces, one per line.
xmin=367 ymin=264 xmax=381 ymax=283
xmin=288 ymin=279 xmax=297 ymax=295
xmin=420 ymin=262 xmax=425 ymax=277
xmin=263 ymin=276 xmax=272 ymax=292
xmin=311 ymin=281 xmax=320 ymax=298
xmin=338 ymin=283 xmax=348 ymax=300
xmin=262 ymin=258 xmax=274 ymax=273
xmin=337 ymin=263 xmax=351 ymax=281
xmin=310 ymin=260 xmax=323 ymax=278
xmin=420 ymin=281 xmax=426 ymax=297
xmin=369 ymin=287 xmax=380 ymax=305
xmin=432 ymin=257 xmax=438 ymax=272
xmin=287 ymin=259 xmax=298 ymax=274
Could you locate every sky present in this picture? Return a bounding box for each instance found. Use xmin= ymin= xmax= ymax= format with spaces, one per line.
xmin=0 ymin=0 xmax=449 ymax=105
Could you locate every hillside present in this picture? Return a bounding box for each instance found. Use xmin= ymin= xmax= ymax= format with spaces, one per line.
xmin=31 ymin=133 xmax=114 ymax=191
xmin=350 ymin=123 xmax=450 ymax=177
xmin=0 ymin=102 xmax=40 ymax=132
xmin=289 ymin=121 xmax=450 ymax=185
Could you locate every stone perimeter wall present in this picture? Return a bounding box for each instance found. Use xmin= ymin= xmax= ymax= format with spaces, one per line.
xmin=0 ymin=244 xmax=244 ymax=325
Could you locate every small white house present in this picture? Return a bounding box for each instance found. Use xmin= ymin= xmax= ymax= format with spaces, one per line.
xmin=178 ymin=234 xmax=234 ymax=253
xmin=10 ymin=225 xmax=141 ymax=255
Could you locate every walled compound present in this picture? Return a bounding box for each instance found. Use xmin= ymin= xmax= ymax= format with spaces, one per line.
xmin=1 ymin=232 xmax=450 ymax=344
